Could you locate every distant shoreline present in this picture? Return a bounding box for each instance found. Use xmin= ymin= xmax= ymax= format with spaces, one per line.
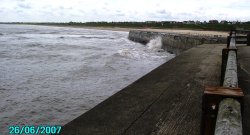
xmin=40 ymin=24 xmax=229 ymax=37
xmin=1 ymin=23 xmax=229 ymax=37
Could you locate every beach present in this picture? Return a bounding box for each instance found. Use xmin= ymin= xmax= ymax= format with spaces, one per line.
xmin=40 ymin=24 xmax=229 ymax=37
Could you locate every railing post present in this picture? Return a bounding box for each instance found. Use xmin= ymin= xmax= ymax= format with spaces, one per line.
xmin=247 ymin=32 xmax=250 ymax=46
xmin=227 ymin=36 xmax=231 ymax=48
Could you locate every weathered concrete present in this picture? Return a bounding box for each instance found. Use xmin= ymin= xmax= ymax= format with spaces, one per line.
xmin=223 ymin=51 xmax=238 ymax=87
xmin=237 ymin=46 xmax=250 ymax=135
xmin=128 ymin=30 xmax=227 ymax=55
xmin=214 ymin=98 xmax=242 ymax=135
xmin=60 ymin=44 xmax=224 ymax=135
xmin=215 ymin=35 xmax=243 ymax=135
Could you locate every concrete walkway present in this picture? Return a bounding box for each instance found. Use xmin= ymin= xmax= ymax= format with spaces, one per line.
xmin=237 ymin=46 xmax=250 ymax=135
xmin=60 ymin=44 xmax=224 ymax=135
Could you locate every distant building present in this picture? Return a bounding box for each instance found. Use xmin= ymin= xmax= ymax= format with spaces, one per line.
xmin=220 ymin=20 xmax=228 ymax=24
xmin=161 ymin=21 xmax=171 ymax=24
xmin=169 ymin=21 xmax=177 ymax=24
xmin=183 ymin=21 xmax=195 ymax=24
xmin=232 ymin=21 xmax=237 ymax=24
xmin=209 ymin=20 xmax=219 ymax=24
xmin=183 ymin=21 xmax=188 ymax=24
xmin=146 ymin=21 xmax=156 ymax=23
xmin=195 ymin=21 xmax=201 ymax=24
xmin=187 ymin=21 xmax=195 ymax=24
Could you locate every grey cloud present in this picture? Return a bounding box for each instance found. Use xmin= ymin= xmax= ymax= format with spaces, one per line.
xmin=155 ymin=10 xmax=172 ymax=18
xmin=116 ymin=13 xmax=125 ymax=16
xmin=41 ymin=10 xmax=54 ymax=16
xmin=14 ymin=0 xmax=26 ymax=2
xmin=59 ymin=6 xmax=73 ymax=10
xmin=178 ymin=12 xmax=193 ymax=16
xmin=157 ymin=9 xmax=167 ymax=14
xmin=176 ymin=12 xmax=197 ymax=20
xmin=16 ymin=9 xmax=24 ymax=13
xmin=115 ymin=10 xmax=125 ymax=16
xmin=78 ymin=9 xmax=85 ymax=13
xmin=227 ymin=1 xmax=249 ymax=9
xmin=132 ymin=11 xmax=138 ymax=14
xmin=174 ymin=12 xmax=204 ymax=21
xmin=147 ymin=10 xmax=174 ymax=21
xmin=41 ymin=6 xmax=49 ymax=9
xmin=155 ymin=4 xmax=160 ymax=7
xmin=1 ymin=0 xmax=249 ymax=22
xmin=104 ymin=2 xmax=109 ymax=6
xmin=198 ymin=7 xmax=206 ymax=11
xmin=70 ymin=13 xmax=82 ymax=17
xmin=17 ymin=3 xmax=31 ymax=9
xmin=195 ymin=7 xmax=208 ymax=14
xmin=102 ymin=7 xmax=109 ymax=11
xmin=92 ymin=9 xmax=98 ymax=14
xmin=218 ymin=13 xmax=227 ymax=16
xmin=116 ymin=10 xmax=122 ymax=13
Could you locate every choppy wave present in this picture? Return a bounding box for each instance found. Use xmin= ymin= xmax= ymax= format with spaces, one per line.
xmin=117 ymin=48 xmax=145 ymax=59
xmin=25 ymin=43 xmax=43 ymax=48
xmin=40 ymin=31 xmax=60 ymax=34
xmin=80 ymin=35 xmax=115 ymax=40
xmin=16 ymin=36 xmax=30 ymax=40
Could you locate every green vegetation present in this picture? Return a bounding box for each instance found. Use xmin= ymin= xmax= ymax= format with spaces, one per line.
xmin=2 ymin=21 xmax=250 ymax=31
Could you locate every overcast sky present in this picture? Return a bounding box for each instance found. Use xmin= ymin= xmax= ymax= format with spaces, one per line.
xmin=0 ymin=0 xmax=250 ymax=22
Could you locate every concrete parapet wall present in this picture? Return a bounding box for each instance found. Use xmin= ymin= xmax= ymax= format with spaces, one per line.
xmin=128 ymin=30 xmax=227 ymax=55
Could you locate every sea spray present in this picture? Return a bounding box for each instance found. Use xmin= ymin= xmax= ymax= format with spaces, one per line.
xmin=147 ymin=36 xmax=163 ymax=52
xmin=117 ymin=36 xmax=174 ymax=60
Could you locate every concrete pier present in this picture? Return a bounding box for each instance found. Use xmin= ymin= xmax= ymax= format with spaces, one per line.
xmin=128 ymin=30 xmax=227 ymax=55
xmin=237 ymin=45 xmax=250 ymax=135
xmin=60 ymin=44 xmax=224 ymax=135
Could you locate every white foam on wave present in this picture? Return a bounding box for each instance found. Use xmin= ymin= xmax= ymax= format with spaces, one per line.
xmin=118 ymin=36 xmax=170 ymax=60
xmin=146 ymin=36 xmax=163 ymax=51
xmin=118 ymin=48 xmax=147 ymax=59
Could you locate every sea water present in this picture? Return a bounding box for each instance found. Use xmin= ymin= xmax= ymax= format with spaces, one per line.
xmin=0 ymin=24 xmax=175 ymax=134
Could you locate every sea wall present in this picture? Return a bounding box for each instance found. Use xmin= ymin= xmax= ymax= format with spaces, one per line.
xmin=128 ymin=30 xmax=227 ymax=55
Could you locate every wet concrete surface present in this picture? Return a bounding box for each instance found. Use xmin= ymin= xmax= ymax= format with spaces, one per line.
xmin=237 ymin=45 xmax=250 ymax=135
xmin=60 ymin=44 xmax=225 ymax=135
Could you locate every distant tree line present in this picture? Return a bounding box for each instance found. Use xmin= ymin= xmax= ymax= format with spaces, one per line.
xmin=1 ymin=21 xmax=250 ymax=31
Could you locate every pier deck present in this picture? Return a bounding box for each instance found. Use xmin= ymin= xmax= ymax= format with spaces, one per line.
xmin=60 ymin=44 xmax=224 ymax=135
xmin=238 ymin=46 xmax=250 ymax=135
